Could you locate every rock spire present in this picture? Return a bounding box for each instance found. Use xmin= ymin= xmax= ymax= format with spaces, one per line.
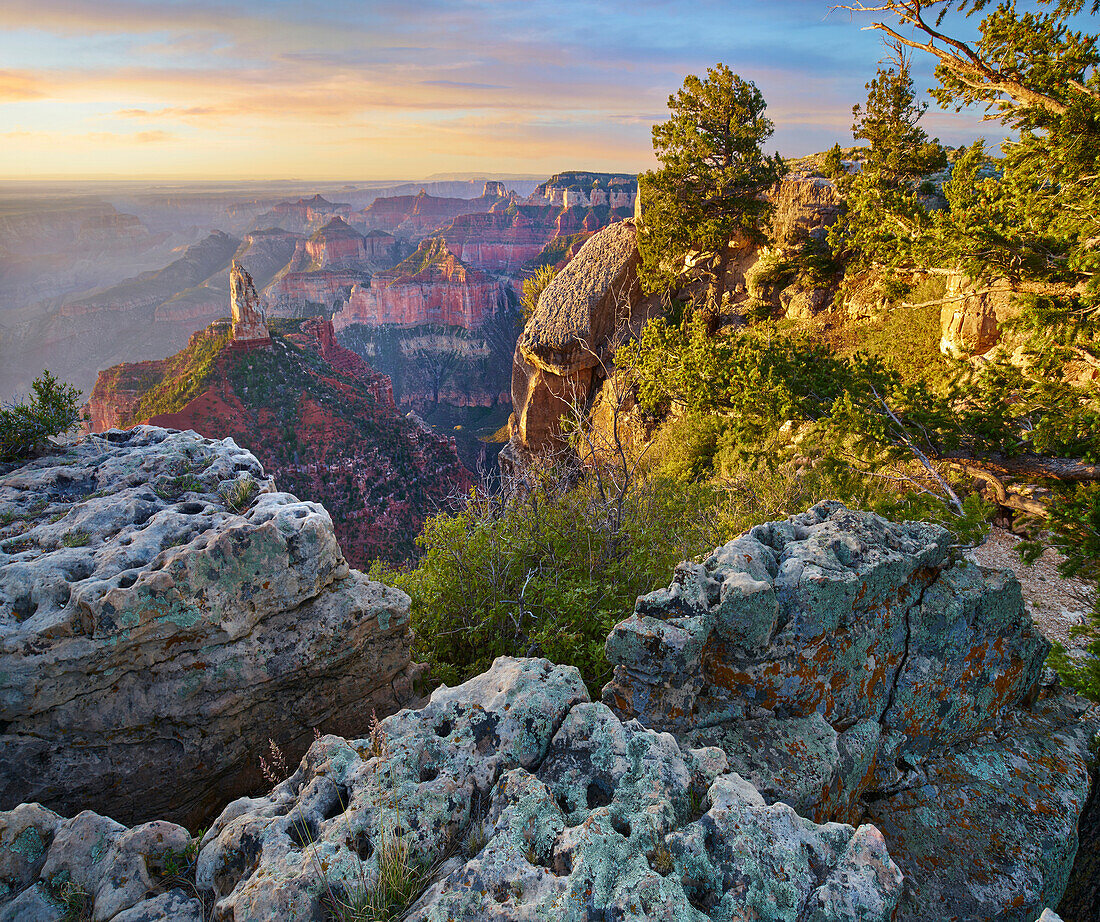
xmin=229 ymin=260 xmax=270 ymax=343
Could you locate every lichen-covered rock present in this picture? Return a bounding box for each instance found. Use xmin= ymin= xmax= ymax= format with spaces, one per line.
xmin=132 ymin=657 xmax=899 ymax=922
xmin=0 ymin=803 xmax=62 ymax=902
xmin=0 ymin=426 xmax=420 ymax=827
xmin=1 ymin=501 xmax=1091 ymax=921
xmin=602 ymin=500 xmax=1099 ymax=922
xmin=0 ymin=806 xmax=202 ymax=922
xmin=6 ymin=658 xmax=901 ymax=921
xmin=864 ymin=696 xmax=1095 ymax=922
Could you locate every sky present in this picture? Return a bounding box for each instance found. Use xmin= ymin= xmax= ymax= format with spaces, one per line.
xmin=0 ymin=0 xmax=1009 ymax=181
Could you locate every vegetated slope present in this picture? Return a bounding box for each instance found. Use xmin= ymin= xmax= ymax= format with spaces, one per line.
xmin=88 ymin=317 xmax=470 ymax=565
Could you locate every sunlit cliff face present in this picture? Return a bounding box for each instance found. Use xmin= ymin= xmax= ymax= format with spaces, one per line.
xmin=0 ymin=0 xmax=1002 ymax=181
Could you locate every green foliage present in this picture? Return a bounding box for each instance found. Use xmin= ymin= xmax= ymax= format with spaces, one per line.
xmin=60 ymin=529 xmax=90 ymax=548
xmin=397 ymin=466 xmax=725 ymax=690
xmin=840 ymin=277 xmax=954 ymax=387
xmin=637 ymin=64 xmax=785 ymax=297
xmin=128 ymin=328 xmax=231 ymax=424
xmin=520 ymin=265 xmax=558 ymax=321
xmin=821 ymin=143 xmax=845 ymax=180
xmin=0 ymin=371 xmax=83 ymax=462
xmin=325 ymin=826 xmax=430 ymax=922
xmin=828 ymin=55 xmax=947 ymax=273
xmin=619 ymin=314 xmax=1013 ymax=521
xmin=1029 ymin=483 xmax=1100 ymax=700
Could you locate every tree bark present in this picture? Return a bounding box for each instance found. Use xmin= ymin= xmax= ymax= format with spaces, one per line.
xmin=944 ymin=453 xmax=1100 ymax=483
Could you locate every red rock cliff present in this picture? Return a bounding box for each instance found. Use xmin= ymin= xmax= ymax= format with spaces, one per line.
xmin=334 ymin=238 xmax=507 ymax=330
xmin=87 ymin=317 xmax=469 ymax=565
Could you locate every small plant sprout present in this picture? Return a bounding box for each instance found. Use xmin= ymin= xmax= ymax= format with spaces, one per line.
xmin=221 ymin=475 xmax=259 ymax=514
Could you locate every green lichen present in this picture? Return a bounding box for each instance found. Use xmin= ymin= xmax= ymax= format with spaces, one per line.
xmin=9 ymin=826 xmax=46 ymax=861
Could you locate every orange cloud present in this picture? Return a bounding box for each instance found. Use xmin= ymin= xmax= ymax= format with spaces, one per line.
xmin=0 ymin=70 xmax=44 ymax=101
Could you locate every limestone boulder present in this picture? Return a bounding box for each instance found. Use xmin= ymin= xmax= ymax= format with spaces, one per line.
xmin=509 ymin=220 xmax=642 ymax=454
xmin=0 ymin=426 xmax=420 ymax=828
xmin=5 ymin=657 xmax=902 ymax=922
xmin=0 ymin=806 xmax=202 ymax=922
xmin=602 ymin=500 xmax=1098 ymax=922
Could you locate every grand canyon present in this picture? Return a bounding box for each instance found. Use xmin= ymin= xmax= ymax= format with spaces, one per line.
xmin=1 ymin=2 xmax=1098 ymax=921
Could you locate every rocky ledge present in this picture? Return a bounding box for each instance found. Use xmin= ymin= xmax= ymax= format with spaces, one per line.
xmin=0 ymin=502 xmax=1093 ymax=922
xmin=0 ymin=427 xmax=420 ymax=829
xmin=605 ymin=501 xmax=1098 ymax=922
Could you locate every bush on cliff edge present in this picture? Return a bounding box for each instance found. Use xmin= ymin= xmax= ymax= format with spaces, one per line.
xmin=0 ymin=371 xmax=83 ymax=462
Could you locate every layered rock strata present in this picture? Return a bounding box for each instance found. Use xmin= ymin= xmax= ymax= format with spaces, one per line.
xmin=527 ymin=171 xmax=638 ymax=209
xmin=229 ymin=261 xmax=270 ymax=344
xmin=603 ymin=500 xmax=1098 ymax=922
xmin=439 ymin=203 xmax=629 ymax=272
xmin=0 ymin=427 xmax=419 ymax=828
xmin=354 ymin=187 xmax=509 ymax=240
xmin=335 ymin=238 xmax=508 ymax=330
xmin=505 ymin=220 xmax=643 ymax=458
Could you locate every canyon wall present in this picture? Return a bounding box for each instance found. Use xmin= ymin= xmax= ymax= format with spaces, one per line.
xmin=334 ymin=238 xmax=508 ymax=331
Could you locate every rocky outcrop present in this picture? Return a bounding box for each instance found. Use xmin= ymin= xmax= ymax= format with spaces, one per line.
xmin=439 ymin=203 xmax=628 ymax=272
xmin=229 ymin=261 xmax=270 ymax=344
xmin=939 ymin=273 xmax=1021 ymax=358
xmin=0 ymin=503 xmax=1089 ymax=921
xmin=0 ymin=427 xmax=420 ymax=829
xmin=267 ymin=264 xmax=368 ymax=316
xmin=603 ymin=501 xmax=1098 ymax=922
xmin=354 ymin=189 xmax=510 ymax=240
xmin=507 ymin=220 xmax=643 ymax=455
xmin=770 ymin=173 xmax=844 ymax=247
xmin=304 ymin=218 xmax=399 ymax=269
xmin=334 ymin=238 xmax=508 ymax=330
xmin=255 ymin=195 xmax=352 ymax=234
xmin=85 ymin=359 xmax=170 ymax=431
xmin=1 ymin=658 xmax=907 ymax=922
xmin=527 ymin=171 xmax=638 ymax=210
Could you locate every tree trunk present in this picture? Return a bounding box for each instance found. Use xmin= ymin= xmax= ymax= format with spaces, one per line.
xmin=944 ymin=453 xmax=1100 ymax=483
xmin=709 ymin=246 xmax=731 ymax=317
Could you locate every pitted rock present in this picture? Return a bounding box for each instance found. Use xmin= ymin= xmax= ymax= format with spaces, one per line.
xmin=0 ymin=427 xmax=419 ymax=827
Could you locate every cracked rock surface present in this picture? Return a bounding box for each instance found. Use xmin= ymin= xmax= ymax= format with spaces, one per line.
xmin=0 ymin=426 xmax=420 ymax=828
xmin=0 ymin=500 xmax=1092 ymax=922
xmin=604 ymin=500 xmax=1098 ymax=921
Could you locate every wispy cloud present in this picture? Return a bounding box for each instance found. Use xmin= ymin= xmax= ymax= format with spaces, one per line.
xmin=0 ymin=0 xmax=1005 ymax=179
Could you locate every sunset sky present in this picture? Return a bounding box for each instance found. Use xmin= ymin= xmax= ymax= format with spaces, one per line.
xmin=0 ymin=0 xmax=1004 ymax=181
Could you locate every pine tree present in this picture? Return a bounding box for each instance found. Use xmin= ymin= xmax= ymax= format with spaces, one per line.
xmin=829 ymin=47 xmax=946 ymax=271
xmin=637 ymin=64 xmax=785 ymax=309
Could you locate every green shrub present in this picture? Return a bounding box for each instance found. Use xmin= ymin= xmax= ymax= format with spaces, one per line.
xmin=520 ymin=265 xmax=558 ymax=321
xmin=394 ymin=463 xmax=726 ymax=690
xmin=60 ymin=529 xmax=90 ymax=548
xmin=0 ymin=371 xmax=83 ymax=462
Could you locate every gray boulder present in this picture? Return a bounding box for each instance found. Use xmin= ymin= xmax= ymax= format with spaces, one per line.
xmin=0 ymin=426 xmax=420 ymax=828
xmin=603 ymin=500 xmax=1098 ymax=922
